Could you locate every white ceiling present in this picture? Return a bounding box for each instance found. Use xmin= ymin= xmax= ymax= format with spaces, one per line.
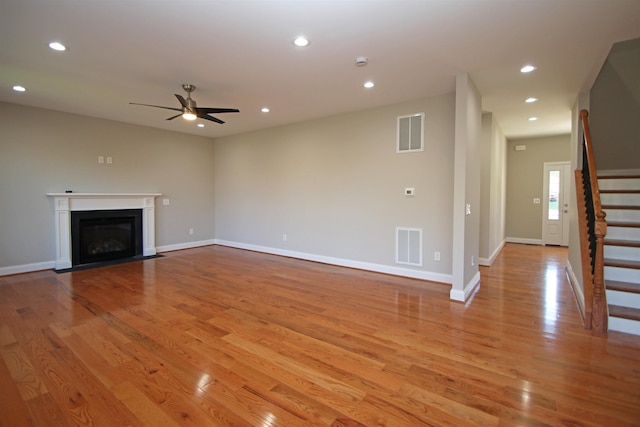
xmin=2 ymin=0 xmax=640 ymax=140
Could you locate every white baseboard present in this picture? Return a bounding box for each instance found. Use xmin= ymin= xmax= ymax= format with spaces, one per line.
xmin=156 ymin=239 xmax=216 ymax=253
xmin=505 ymin=237 xmax=543 ymax=246
xmin=479 ymin=240 xmax=505 ymax=266
xmin=0 ymin=261 xmax=56 ymax=277
xmin=214 ymin=239 xmax=452 ymax=284
xmin=0 ymin=240 xmax=217 ymax=277
xmin=2 ymin=239 xmax=453 ymax=287
xmin=450 ymin=271 xmax=481 ymax=302
xmin=565 ymin=260 xmax=586 ymax=324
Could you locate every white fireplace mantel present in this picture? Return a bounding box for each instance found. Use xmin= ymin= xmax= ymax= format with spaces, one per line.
xmin=46 ymin=193 xmax=162 ymax=270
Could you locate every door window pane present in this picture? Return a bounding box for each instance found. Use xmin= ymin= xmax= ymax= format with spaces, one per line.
xmin=548 ymin=170 xmax=560 ymax=220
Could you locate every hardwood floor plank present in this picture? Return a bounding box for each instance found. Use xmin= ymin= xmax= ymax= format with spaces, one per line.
xmin=0 ymin=348 xmax=33 ymax=427
xmin=222 ymin=332 xmax=366 ymax=403
xmin=1 ymin=244 xmax=639 ymax=426
xmin=0 ymin=343 xmax=49 ymax=400
xmin=112 ymin=381 xmax=183 ymax=427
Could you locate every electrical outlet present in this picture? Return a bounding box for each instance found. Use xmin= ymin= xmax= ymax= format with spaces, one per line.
xmin=106 ymin=156 xmax=113 ymax=164
xmin=189 ymin=228 xmax=194 ymax=235
xmin=162 ymin=198 xmax=170 ymax=206
xmin=98 ymin=155 xmax=104 ymax=164
xmin=434 ymin=251 xmax=440 ymax=261
xmin=282 ymin=234 xmax=287 ymax=242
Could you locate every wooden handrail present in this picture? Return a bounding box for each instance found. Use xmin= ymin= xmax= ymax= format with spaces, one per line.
xmin=578 ymin=110 xmax=608 ymax=335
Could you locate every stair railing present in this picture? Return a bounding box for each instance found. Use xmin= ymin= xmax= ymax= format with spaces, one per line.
xmin=576 ymin=110 xmax=608 ymax=335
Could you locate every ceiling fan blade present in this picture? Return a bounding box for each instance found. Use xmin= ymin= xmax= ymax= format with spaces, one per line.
xmin=196 ymin=107 xmax=240 ymax=114
xmin=175 ymin=94 xmax=188 ymax=108
xmin=199 ymin=113 xmax=225 ymax=124
xmin=166 ymin=113 xmax=182 ymax=121
xmin=130 ymin=102 xmax=181 ymax=112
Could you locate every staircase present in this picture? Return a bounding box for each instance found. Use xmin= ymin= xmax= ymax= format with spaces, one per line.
xmin=600 ymin=173 xmax=640 ymax=335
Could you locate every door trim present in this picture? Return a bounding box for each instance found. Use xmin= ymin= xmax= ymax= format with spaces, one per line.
xmin=542 ymin=161 xmax=571 ymax=246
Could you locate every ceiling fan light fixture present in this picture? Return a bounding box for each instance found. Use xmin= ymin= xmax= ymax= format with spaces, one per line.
xmin=182 ymin=111 xmax=197 ymax=121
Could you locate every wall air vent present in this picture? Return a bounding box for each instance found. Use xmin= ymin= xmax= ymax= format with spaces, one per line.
xmin=397 ymin=113 xmax=425 ymax=153
xmin=396 ymin=227 xmax=422 ymax=266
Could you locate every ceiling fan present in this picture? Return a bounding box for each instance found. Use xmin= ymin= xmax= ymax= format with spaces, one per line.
xmin=130 ymin=84 xmax=239 ymax=124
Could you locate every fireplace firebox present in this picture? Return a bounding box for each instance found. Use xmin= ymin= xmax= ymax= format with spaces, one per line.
xmin=71 ymin=209 xmax=143 ymax=267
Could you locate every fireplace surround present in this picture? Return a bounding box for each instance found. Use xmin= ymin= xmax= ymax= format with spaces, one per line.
xmin=46 ymin=193 xmax=161 ymax=270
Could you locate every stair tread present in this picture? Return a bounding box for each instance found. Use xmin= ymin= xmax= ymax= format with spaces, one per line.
xmin=598 ymin=175 xmax=640 ymax=179
xmin=604 ymin=258 xmax=640 ymax=269
xmin=609 ymin=305 xmax=640 ymax=321
xmin=607 ymin=221 xmax=640 ymax=228
xmin=600 ymin=189 xmax=640 ymax=194
xmin=602 ymin=205 xmax=640 ymax=210
xmin=604 ymin=239 xmax=640 ymax=248
xmin=607 ymin=280 xmax=640 ymax=293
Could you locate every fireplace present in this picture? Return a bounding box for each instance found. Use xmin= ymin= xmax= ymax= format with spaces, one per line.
xmin=46 ymin=193 xmax=161 ymax=270
xmin=71 ymin=209 xmax=143 ymax=266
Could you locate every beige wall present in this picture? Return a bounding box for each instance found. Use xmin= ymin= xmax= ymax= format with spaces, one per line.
xmin=451 ymin=74 xmax=482 ymax=298
xmin=0 ymin=102 xmax=216 ymax=269
xmin=480 ymin=113 xmax=506 ymax=264
xmin=590 ymin=37 xmax=640 ymax=171
xmin=505 ymin=134 xmax=570 ymax=242
xmin=214 ymin=93 xmax=456 ymax=277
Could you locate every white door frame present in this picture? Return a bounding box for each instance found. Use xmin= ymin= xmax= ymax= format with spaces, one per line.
xmin=542 ymin=161 xmax=571 ymax=246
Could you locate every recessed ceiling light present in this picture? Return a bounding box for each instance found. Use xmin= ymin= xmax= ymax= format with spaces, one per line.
xmin=197 ymin=123 xmax=204 ymax=128
xmin=520 ymin=64 xmax=537 ymax=73
xmin=293 ymin=36 xmax=309 ymax=47
xmin=525 ymin=97 xmax=538 ymax=103
xmin=12 ymin=85 xmax=26 ymax=92
xmin=528 ymin=116 xmax=538 ymax=121
xmin=261 ymin=107 xmax=270 ymax=113
xmin=48 ymin=41 xmax=67 ymax=51
xmin=363 ymin=81 xmax=375 ymax=89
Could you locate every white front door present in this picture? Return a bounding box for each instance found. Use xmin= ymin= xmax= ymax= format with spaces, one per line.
xmin=543 ymin=162 xmax=571 ymax=246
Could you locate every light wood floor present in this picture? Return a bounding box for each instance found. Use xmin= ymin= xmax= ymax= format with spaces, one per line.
xmin=1 ymin=244 xmax=639 ymax=426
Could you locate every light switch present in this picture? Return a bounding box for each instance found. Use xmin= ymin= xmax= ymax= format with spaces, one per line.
xmin=533 ymin=198 xmax=541 ymax=204
xmin=465 ymin=203 xmax=471 ymax=215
